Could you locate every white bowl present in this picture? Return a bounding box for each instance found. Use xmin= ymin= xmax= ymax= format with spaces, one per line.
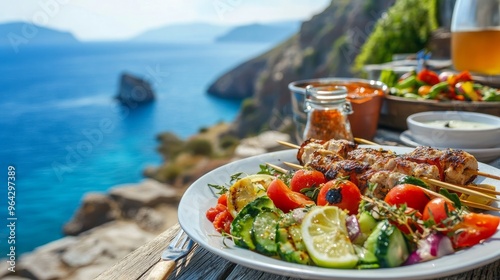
xmin=406 ymin=111 xmax=500 ymax=149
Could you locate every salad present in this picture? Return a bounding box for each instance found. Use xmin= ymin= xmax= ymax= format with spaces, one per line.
xmin=205 ymin=165 xmax=500 ymax=269
xmin=380 ymin=69 xmax=500 ymax=102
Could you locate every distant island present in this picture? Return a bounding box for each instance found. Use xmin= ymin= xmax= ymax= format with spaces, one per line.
xmin=131 ymin=22 xmax=231 ymax=43
xmin=0 ymin=21 xmax=79 ymax=49
xmin=215 ymin=21 xmax=300 ymax=43
xmin=132 ymin=21 xmax=300 ymax=44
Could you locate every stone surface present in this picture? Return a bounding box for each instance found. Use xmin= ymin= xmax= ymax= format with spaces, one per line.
xmin=61 ymin=238 xmax=104 ymax=267
xmin=134 ymin=207 xmax=171 ymax=232
xmin=32 ymin=236 xmax=79 ymax=254
xmin=6 ymin=221 xmax=157 ymax=280
xmin=63 ymin=193 xmax=119 ymax=236
xmin=109 ymin=179 xmax=178 ymax=218
xmin=17 ymin=251 xmax=69 ymax=280
xmin=206 ymin=55 xmax=268 ymax=100
xmin=67 ymin=263 xmax=112 ymax=280
xmin=234 ymin=130 xmax=291 ymax=158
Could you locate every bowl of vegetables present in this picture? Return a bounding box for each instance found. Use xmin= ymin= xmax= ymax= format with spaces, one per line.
xmin=407 ymin=111 xmax=500 ymax=149
xmin=378 ymin=69 xmax=500 ymax=130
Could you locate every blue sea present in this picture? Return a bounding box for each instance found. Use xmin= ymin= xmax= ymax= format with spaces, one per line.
xmin=0 ymin=41 xmax=273 ymax=255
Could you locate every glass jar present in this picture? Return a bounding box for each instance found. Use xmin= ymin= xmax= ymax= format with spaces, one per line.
xmin=303 ymin=85 xmax=354 ymax=141
xmin=451 ymin=0 xmax=500 ymax=75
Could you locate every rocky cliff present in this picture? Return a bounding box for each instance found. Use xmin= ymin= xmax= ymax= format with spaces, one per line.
xmin=208 ymin=0 xmax=396 ymax=137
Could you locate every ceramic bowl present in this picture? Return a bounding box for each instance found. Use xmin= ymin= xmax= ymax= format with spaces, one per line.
xmin=406 ymin=111 xmax=500 ymax=149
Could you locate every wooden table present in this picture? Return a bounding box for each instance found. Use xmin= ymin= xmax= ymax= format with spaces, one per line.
xmin=97 ymin=128 xmax=500 ymax=280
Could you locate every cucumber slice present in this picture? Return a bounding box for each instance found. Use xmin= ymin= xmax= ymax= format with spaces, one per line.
xmin=252 ymin=208 xmax=281 ymax=256
xmin=276 ymin=224 xmax=312 ymax=265
xmin=230 ymin=196 xmax=274 ymax=250
xmin=353 ymin=211 xmax=378 ymax=245
xmin=354 ymin=245 xmax=379 ymax=269
xmin=364 ymin=220 xmax=409 ymax=268
xmin=231 ymin=210 xmax=260 ymax=250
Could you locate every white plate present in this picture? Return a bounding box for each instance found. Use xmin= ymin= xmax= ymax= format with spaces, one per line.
xmin=178 ymin=148 xmax=500 ymax=280
xmin=400 ymin=130 xmax=500 ymax=163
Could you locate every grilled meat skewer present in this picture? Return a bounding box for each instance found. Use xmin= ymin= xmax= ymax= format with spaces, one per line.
xmin=298 ymin=139 xmax=478 ymax=186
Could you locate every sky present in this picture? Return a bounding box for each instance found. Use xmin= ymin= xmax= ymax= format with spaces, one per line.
xmin=0 ymin=0 xmax=331 ymax=41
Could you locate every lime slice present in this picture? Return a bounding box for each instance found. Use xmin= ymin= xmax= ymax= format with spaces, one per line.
xmin=301 ymin=206 xmax=359 ymax=268
xmin=226 ymin=174 xmax=274 ymax=217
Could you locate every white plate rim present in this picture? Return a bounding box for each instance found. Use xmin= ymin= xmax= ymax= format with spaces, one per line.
xmin=178 ymin=147 xmax=500 ymax=280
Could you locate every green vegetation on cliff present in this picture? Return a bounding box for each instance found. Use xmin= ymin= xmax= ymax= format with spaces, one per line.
xmin=354 ymin=0 xmax=439 ymax=72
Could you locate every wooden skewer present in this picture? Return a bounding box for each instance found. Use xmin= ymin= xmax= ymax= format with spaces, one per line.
xmin=475 ymin=170 xmax=500 ymax=181
xmin=461 ymin=200 xmax=500 ymax=212
xmin=283 ymin=161 xmax=303 ymax=170
xmin=465 ymin=184 xmax=500 ymax=196
xmin=265 ymin=162 xmax=288 ymax=174
xmin=277 ymin=139 xmax=381 ymax=148
xmin=421 ymin=177 xmax=499 ymax=202
xmin=415 ymin=185 xmax=500 ymax=212
xmin=354 ymin=137 xmax=379 ymax=146
xmin=276 ymin=140 xmax=300 ymax=149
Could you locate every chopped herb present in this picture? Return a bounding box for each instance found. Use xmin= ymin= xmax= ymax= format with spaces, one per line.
xmin=207 ymin=183 xmax=228 ymax=195
xmin=438 ymin=188 xmax=462 ymax=209
xmin=300 ymin=186 xmax=321 ymax=201
xmin=361 ymin=195 xmax=463 ymax=244
xmin=208 ymin=172 xmax=244 ymax=195
xmin=230 ymin=172 xmax=244 ymax=184
xmin=258 ymin=164 xmax=292 ymax=185
xmin=257 ymin=164 xmax=275 ymax=175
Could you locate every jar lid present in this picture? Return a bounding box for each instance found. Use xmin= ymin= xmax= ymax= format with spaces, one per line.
xmin=305 ymin=85 xmax=348 ymax=104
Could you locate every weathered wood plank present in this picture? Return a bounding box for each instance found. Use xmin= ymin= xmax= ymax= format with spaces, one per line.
xmin=95 ymin=224 xmax=181 ymax=280
xmin=166 ymin=246 xmax=236 ymax=280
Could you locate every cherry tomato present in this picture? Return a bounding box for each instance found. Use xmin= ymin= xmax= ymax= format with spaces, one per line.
xmin=316 ymin=179 xmax=361 ymax=214
xmin=384 ymin=184 xmax=431 ymax=213
xmin=290 ymin=169 xmax=326 ymax=193
xmin=450 ymin=70 xmax=473 ymax=86
xmin=422 ymin=198 xmax=456 ymax=226
xmin=206 ymin=203 xmax=227 ymax=222
xmin=213 ymin=209 xmax=233 ymax=233
xmin=417 ymin=69 xmax=440 ymax=85
xmin=451 ymin=213 xmax=500 ymax=248
xmin=267 ymin=178 xmax=314 ymax=213
xmin=217 ymin=193 xmax=227 ymax=206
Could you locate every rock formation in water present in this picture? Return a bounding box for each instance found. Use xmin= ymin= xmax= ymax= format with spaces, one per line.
xmin=116 ymin=73 xmax=155 ymax=106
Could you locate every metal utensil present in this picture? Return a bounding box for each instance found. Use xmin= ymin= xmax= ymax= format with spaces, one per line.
xmin=146 ymin=230 xmax=194 ymax=280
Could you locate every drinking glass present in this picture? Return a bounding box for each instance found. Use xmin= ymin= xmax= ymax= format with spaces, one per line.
xmin=451 ymin=0 xmax=500 ymax=75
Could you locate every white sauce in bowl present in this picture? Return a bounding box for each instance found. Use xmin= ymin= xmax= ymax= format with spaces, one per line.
xmin=423 ymin=120 xmax=496 ymax=130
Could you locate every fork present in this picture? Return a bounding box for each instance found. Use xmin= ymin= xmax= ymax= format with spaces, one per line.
xmin=146 ymin=230 xmax=194 ymax=280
